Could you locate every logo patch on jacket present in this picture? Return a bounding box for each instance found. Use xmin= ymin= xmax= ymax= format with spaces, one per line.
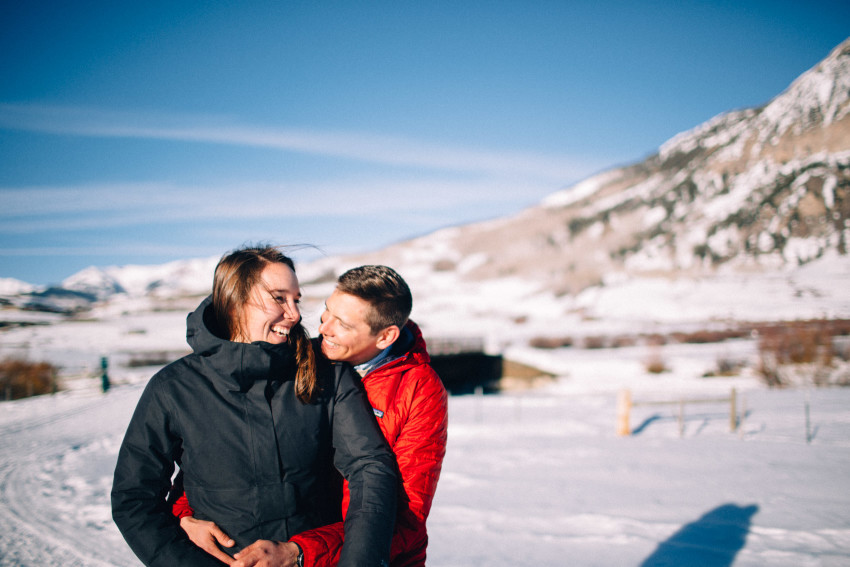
xmin=373 ymin=408 xmax=384 ymax=418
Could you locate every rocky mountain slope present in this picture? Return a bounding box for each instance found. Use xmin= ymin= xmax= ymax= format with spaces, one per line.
xmin=334 ymin=39 xmax=850 ymax=298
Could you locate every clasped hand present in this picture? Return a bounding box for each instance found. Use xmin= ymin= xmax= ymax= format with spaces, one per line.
xmin=180 ymin=516 xmax=301 ymax=567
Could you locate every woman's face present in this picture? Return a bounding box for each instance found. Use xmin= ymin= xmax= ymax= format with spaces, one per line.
xmin=236 ymin=262 xmax=301 ymax=344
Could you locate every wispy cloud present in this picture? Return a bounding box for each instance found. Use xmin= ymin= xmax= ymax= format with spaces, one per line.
xmin=0 ymin=244 xmax=220 ymax=257
xmin=0 ymin=176 xmax=553 ymax=234
xmin=0 ymin=103 xmax=605 ymax=182
xmin=0 ymin=104 xmax=613 ymax=273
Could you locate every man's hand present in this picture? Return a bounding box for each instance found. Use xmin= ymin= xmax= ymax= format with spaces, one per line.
xmin=232 ymin=540 xmax=300 ymax=567
xmin=179 ymin=515 xmax=236 ymax=565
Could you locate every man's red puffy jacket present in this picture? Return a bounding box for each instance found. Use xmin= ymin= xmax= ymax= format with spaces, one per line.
xmin=290 ymin=321 xmax=448 ymax=567
xmin=172 ymin=321 xmax=448 ymax=567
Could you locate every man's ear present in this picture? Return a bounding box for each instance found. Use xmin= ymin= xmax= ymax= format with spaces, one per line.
xmin=375 ymin=325 xmax=401 ymax=350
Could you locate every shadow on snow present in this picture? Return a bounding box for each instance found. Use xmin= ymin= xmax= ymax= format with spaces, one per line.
xmin=630 ymin=410 xmax=753 ymax=437
xmin=640 ymin=503 xmax=759 ymax=567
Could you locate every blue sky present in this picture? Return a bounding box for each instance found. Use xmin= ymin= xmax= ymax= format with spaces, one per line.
xmin=1 ymin=1 xmax=848 ymax=286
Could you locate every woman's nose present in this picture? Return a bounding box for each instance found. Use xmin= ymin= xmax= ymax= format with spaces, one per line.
xmin=282 ymin=301 xmax=300 ymax=320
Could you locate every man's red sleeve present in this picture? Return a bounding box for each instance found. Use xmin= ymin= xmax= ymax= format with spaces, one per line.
xmin=171 ymin=488 xmax=195 ymax=519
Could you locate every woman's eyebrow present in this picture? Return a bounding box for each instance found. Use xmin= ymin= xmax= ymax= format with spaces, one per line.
xmin=264 ymin=286 xmax=302 ymax=298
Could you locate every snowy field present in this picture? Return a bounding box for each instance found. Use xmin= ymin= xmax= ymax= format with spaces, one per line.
xmin=1 ymin=333 xmax=849 ymax=566
xmin=428 ymin=347 xmax=850 ymax=567
xmin=2 ymin=253 xmax=850 ymax=566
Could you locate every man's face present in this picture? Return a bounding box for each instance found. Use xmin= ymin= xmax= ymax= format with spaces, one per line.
xmin=318 ymin=289 xmax=384 ymax=365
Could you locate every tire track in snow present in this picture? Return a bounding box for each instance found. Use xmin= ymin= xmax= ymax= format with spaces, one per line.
xmin=0 ymin=385 xmax=145 ymax=566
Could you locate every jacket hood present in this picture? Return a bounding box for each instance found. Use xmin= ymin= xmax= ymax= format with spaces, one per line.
xmin=185 ymin=295 xmax=295 ymax=391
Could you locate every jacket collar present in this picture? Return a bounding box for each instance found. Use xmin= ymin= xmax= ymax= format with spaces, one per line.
xmin=362 ymin=320 xmax=428 ymax=377
xmin=186 ymin=295 xmax=295 ymax=392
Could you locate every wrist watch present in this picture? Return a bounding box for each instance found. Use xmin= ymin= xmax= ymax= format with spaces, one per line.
xmin=295 ymin=545 xmax=304 ymax=567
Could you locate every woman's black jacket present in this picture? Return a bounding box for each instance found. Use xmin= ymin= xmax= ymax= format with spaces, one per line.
xmin=111 ymin=296 xmax=397 ymax=567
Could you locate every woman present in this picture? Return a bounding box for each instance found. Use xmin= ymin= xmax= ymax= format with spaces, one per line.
xmin=112 ymin=245 xmax=397 ymax=567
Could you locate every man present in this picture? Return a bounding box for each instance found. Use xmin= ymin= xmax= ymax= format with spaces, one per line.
xmin=176 ymin=265 xmax=449 ymax=567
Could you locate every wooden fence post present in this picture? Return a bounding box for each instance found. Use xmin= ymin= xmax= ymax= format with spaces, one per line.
xmin=617 ymin=389 xmax=632 ymax=436
xmin=730 ymin=387 xmax=737 ymax=432
xmin=805 ymin=388 xmax=812 ymax=444
xmin=678 ymin=400 xmax=684 ymax=437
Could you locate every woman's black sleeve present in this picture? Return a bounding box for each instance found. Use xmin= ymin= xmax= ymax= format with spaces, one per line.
xmin=111 ymin=374 xmax=224 ymax=567
xmin=329 ymin=363 xmax=398 ymax=567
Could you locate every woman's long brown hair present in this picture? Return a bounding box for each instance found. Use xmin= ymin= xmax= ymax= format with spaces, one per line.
xmin=212 ymin=245 xmax=317 ymax=403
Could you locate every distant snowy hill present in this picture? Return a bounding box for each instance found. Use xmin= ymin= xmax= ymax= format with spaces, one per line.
xmin=3 ymin=39 xmax=850 ymax=330
xmin=0 ymin=278 xmax=36 ymax=296
xmin=60 ymin=257 xmax=219 ymax=299
xmin=61 ymin=267 xmax=127 ymax=301
xmin=0 ymin=257 xmax=218 ymax=315
xmin=25 ymin=258 xmax=211 ymax=300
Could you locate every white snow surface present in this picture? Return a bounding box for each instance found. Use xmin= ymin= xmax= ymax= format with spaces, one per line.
xmin=2 ymin=254 xmax=850 ymax=566
xmin=2 ymin=339 xmax=849 ymax=566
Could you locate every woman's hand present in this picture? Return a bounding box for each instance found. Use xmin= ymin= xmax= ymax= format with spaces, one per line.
xmin=180 ymin=515 xmax=236 ymax=565
xmin=232 ymin=540 xmax=301 ymax=567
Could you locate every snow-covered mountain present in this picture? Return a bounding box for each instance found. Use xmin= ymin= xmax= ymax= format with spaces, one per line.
xmin=338 ymin=38 xmax=850 ymax=296
xmin=3 ymin=39 xmax=850 ymax=326
xmin=0 ymin=278 xmax=35 ymax=296
xmin=0 ymin=257 xmax=219 ymax=312
xmin=60 ymin=257 xmax=219 ymax=300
